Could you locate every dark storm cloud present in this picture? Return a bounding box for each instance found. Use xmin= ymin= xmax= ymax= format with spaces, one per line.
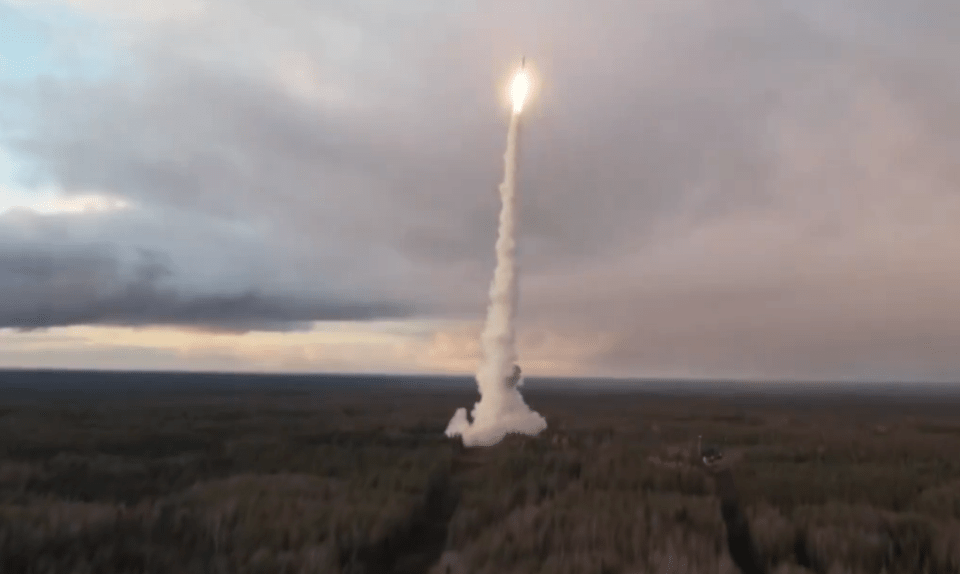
xmin=0 ymin=243 xmax=413 ymax=331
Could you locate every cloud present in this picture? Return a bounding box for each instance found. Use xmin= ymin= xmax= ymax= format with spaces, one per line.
xmin=7 ymin=0 xmax=206 ymax=23
xmin=0 ymin=243 xmax=414 ymax=331
xmin=0 ymin=0 xmax=958 ymax=378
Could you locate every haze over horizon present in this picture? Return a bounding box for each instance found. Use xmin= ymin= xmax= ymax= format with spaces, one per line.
xmin=2 ymin=0 xmax=959 ymax=383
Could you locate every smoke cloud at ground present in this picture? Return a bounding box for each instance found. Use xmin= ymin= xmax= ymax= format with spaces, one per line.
xmin=446 ymin=110 xmax=547 ymax=447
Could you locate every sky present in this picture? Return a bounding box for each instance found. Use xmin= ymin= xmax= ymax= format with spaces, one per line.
xmin=1 ymin=0 xmax=959 ymax=382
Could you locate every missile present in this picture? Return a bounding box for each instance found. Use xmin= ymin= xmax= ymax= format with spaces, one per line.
xmin=521 ymin=56 xmax=525 ymax=69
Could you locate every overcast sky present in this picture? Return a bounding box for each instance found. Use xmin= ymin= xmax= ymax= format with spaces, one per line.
xmin=1 ymin=0 xmax=959 ymax=381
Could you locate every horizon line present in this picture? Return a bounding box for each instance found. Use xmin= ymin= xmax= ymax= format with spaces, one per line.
xmin=0 ymin=366 xmax=956 ymax=387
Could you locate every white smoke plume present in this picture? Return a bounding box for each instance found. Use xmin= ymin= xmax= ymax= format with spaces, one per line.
xmin=445 ymin=109 xmax=548 ymax=447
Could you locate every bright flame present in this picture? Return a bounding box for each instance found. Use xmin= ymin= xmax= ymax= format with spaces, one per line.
xmin=511 ymin=70 xmax=530 ymax=114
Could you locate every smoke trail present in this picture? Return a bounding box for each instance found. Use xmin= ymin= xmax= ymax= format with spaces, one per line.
xmin=445 ymin=111 xmax=547 ymax=447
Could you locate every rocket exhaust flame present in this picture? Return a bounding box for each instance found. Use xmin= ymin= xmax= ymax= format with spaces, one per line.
xmin=511 ymin=70 xmax=530 ymax=114
xmin=445 ymin=61 xmax=547 ymax=447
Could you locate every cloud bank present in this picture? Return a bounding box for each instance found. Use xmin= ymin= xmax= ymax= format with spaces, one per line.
xmin=0 ymin=0 xmax=958 ymax=380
